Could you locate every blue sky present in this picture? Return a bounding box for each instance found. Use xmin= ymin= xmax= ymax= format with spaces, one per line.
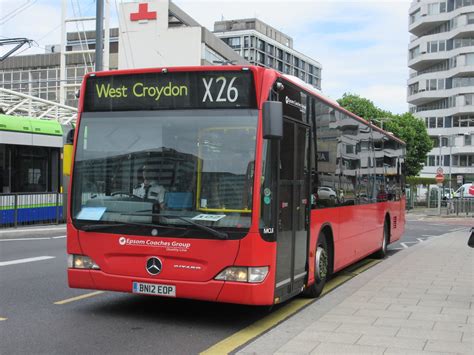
xmin=2 ymin=0 xmax=412 ymax=113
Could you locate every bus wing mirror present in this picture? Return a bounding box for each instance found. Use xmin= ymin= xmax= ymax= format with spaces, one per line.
xmin=262 ymin=101 xmax=283 ymax=140
xmin=63 ymin=128 xmax=75 ymax=177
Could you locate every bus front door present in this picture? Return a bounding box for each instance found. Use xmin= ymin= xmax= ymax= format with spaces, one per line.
xmin=275 ymin=119 xmax=310 ymax=302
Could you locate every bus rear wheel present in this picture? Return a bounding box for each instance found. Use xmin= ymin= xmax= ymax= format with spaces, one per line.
xmin=303 ymin=232 xmax=330 ymax=298
xmin=374 ymin=220 xmax=390 ymax=259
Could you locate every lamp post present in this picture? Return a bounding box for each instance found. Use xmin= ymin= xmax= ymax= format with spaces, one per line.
xmin=438 ymin=134 xmax=442 ymax=215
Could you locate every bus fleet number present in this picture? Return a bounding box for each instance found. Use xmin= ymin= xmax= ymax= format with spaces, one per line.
xmin=202 ymin=77 xmax=239 ymax=103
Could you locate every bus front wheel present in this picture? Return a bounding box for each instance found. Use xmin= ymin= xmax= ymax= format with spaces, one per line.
xmin=303 ymin=233 xmax=330 ymax=298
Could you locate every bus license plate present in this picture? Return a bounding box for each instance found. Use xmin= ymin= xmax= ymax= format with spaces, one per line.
xmin=132 ymin=282 xmax=176 ymax=297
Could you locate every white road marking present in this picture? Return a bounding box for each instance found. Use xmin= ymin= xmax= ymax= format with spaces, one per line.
xmin=400 ymin=242 xmax=418 ymax=249
xmin=421 ymin=235 xmax=439 ymax=237
xmin=0 ymin=256 xmax=55 ymax=266
xmin=0 ymin=237 xmax=52 ymax=242
xmin=0 ymin=226 xmax=65 ymax=234
xmin=0 ymin=235 xmax=66 ymax=242
xmin=416 ymin=238 xmax=426 ymax=242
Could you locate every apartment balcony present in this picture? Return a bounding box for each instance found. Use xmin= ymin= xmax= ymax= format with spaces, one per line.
xmin=413 ymin=104 xmax=474 ymax=118
xmin=409 ymin=12 xmax=451 ymax=37
xmin=422 ymin=165 xmax=474 ymax=176
xmin=408 ymin=65 xmax=474 ymax=85
xmin=427 ymin=127 xmax=474 ymax=138
xmin=408 ymin=51 xmax=450 ymax=71
xmin=409 ymin=24 xmax=474 ymax=51
xmin=407 ymin=89 xmax=448 ymax=105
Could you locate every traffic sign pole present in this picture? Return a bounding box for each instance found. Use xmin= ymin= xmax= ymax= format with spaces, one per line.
xmin=435 ymin=172 xmax=445 ymax=216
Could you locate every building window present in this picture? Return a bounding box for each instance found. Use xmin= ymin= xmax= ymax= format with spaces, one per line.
xmin=410 ymin=9 xmax=421 ymax=24
xmin=445 ymin=116 xmax=452 ymax=128
xmin=444 ymin=155 xmax=450 ymax=166
xmin=266 ymin=43 xmax=274 ymax=55
xmin=293 ymin=57 xmax=299 ymax=67
xmin=465 ymin=94 xmax=474 ymax=105
xmin=467 ymin=13 xmax=474 ymax=24
xmin=277 ymin=48 xmax=283 ymax=59
xmin=228 ymin=37 xmax=241 ymax=49
xmin=437 ymin=117 xmax=444 ymax=127
xmin=429 ymin=117 xmax=436 ymax=128
xmin=453 ymin=155 xmax=458 ymax=166
xmin=428 ymin=155 xmax=435 ymax=166
xmin=409 ymin=46 xmax=420 ymax=60
xmin=266 ymin=56 xmax=273 ymax=67
xmin=465 ymin=134 xmax=472 ymax=145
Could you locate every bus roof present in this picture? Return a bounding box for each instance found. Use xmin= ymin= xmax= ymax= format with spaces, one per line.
xmin=0 ymin=114 xmax=63 ymax=136
xmin=274 ymin=70 xmax=406 ymax=146
xmin=81 ymin=65 xmax=405 ymax=145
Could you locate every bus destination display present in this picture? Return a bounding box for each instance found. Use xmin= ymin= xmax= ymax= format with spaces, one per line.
xmin=83 ymin=71 xmax=257 ymax=111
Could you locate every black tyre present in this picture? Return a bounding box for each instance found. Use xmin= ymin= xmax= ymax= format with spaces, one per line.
xmin=303 ymin=232 xmax=330 ymax=298
xmin=374 ymin=220 xmax=390 ymax=259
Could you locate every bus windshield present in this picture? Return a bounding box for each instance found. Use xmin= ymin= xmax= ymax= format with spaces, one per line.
xmin=72 ymin=109 xmax=258 ymax=236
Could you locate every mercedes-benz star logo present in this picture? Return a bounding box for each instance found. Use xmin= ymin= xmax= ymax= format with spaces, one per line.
xmin=146 ymin=257 xmax=162 ymax=276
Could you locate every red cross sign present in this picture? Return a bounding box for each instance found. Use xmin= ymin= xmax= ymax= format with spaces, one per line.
xmin=130 ymin=3 xmax=157 ymax=21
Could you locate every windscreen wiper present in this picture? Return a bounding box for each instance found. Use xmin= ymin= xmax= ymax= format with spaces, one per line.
xmin=79 ymin=221 xmax=185 ymax=232
xmin=81 ymin=223 xmax=127 ymax=231
xmin=122 ymin=213 xmax=228 ymax=240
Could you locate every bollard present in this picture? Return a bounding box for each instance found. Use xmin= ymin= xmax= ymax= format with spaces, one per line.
xmin=55 ymin=193 xmax=60 ymax=224
xmin=13 ymin=194 xmax=18 ymax=228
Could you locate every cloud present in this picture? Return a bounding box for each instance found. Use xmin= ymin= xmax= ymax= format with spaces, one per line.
xmin=174 ymin=0 xmax=411 ymax=113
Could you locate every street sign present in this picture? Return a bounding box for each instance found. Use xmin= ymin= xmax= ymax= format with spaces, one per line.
xmin=457 ymin=175 xmax=463 ymax=184
xmin=435 ymin=173 xmax=444 ymax=183
xmin=436 ymin=167 xmax=444 ymax=175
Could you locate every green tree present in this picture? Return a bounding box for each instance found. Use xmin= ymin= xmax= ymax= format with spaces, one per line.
xmin=337 ymin=93 xmax=432 ymax=176
xmin=337 ymin=93 xmax=390 ymax=123
xmin=384 ymin=113 xmax=432 ymax=176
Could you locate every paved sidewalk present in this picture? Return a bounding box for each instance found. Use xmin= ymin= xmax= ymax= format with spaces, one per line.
xmin=406 ymin=209 xmax=473 ymax=227
xmin=237 ymin=229 xmax=473 ymax=355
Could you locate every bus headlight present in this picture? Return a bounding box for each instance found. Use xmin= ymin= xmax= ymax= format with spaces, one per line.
xmin=68 ymin=254 xmax=100 ymax=270
xmin=215 ymin=266 xmax=268 ymax=283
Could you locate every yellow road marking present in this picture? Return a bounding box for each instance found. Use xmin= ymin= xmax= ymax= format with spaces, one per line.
xmin=201 ymin=258 xmax=381 ymax=355
xmin=350 ymin=259 xmax=381 ymax=275
xmin=54 ymin=291 xmax=104 ymax=305
xmin=201 ymin=298 xmax=313 ymax=355
xmin=0 ymin=317 xmax=7 ymax=321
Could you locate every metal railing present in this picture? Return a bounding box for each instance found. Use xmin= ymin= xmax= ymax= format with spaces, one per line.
xmin=448 ymin=198 xmax=474 ymax=216
xmin=0 ymin=192 xmax=64 ymax=228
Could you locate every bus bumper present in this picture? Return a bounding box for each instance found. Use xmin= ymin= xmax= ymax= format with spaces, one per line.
xmin=68 ymin=269 xmax=274 ymax=305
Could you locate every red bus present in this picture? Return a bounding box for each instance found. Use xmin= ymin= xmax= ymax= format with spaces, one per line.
xmin=67 ymin=66 xmax=405 ymax=305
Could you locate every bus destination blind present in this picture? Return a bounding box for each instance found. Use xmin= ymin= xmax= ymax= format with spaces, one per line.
xmin=83 ymin=71 xmax=257 ymax=111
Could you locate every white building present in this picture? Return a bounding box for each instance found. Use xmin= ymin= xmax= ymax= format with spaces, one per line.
xmin=213 ymin=18 xmax=322 ymax=89
xmin=408 ymin=0 xmax=474 ymax=183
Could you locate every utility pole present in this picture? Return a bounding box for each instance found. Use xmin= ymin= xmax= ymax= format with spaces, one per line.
xmin=95 ymin=0 xmax=104 ymax=71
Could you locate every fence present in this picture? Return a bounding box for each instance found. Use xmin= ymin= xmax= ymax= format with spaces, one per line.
xmin=0 ymin=193 xmax=64 ymax=228
xmin=448 ymin=198 xmax=474 ymax=216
